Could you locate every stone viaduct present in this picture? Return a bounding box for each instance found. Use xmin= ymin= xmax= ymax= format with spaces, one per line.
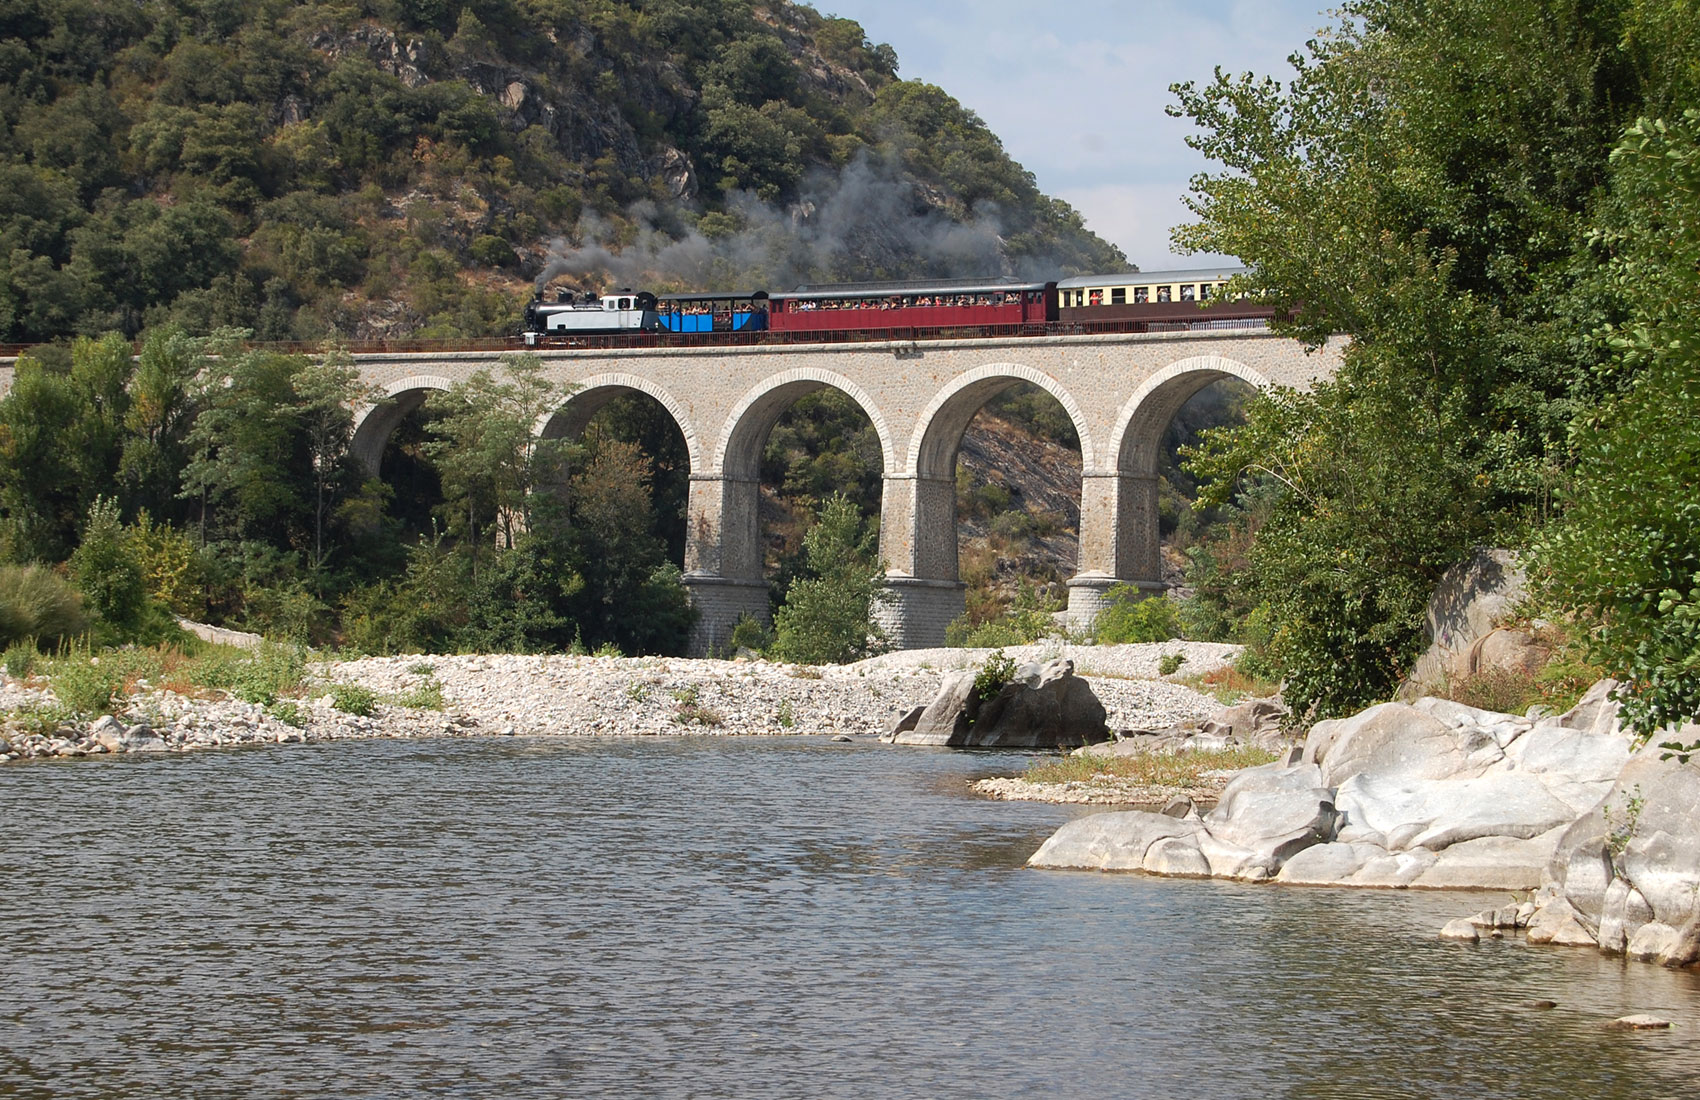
xmin=340 ymin=329 xmax=1344 ymax=654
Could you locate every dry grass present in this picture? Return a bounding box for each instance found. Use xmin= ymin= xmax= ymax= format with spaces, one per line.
xmin=1441 ymin=621 xmax=1604 ymax=716
xmin=1024 ymin=745 xmax=1279 ymax=788
xmin=1177 ymin=663 xmax=1281 ymax=705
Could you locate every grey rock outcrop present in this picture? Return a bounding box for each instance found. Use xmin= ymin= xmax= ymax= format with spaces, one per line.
xmin=1032 ymin=677 xmax=1640 ymax=895
xmin=1530 ymin=721 xmax=1700 ymax=964
xmin=1402 ymin=549 xmax=1528 ymax=696
xmin=892 ymin=658 xmax=1108 ymax=748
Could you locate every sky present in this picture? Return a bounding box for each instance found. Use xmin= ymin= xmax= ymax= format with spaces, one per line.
xmin=814 ymin=0 xmax=1337 ymax=271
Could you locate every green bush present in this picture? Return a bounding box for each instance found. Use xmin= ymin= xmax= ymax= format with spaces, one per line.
xmin=1158 ymin=652 xmax=1187 ymax=676
xmin=1094 ymin=586 xmax=1181 ymax=644
xmin=729 ymin=613 xmax=773 ymax=654
xmin=48 ymin=648 xmax=123 ymax=717
xmin=192 ymin=642 xmax=307 ymax=706
xmin=69 ymin=498 xmax=153 ymax=645
xmin=266 ymin=700 xmax=306 ymax=727
xmin=329 ymin=682 xmax=377 ymax=716
xmin=945 ymin=582 xmax=1062 ymax=647
xmin=0 ymin=564 xmax=88 ymax=650
xmin=770 ymin=494 xmax=889 ymax=665
xmin=973 ymin=650 xmax=1018 ymax=702
xmin=4 ymin=640 xmax=38 ymax=678
xmin=390 ymin=676 xmax=444 ymax=710
xmin=945 ymin=617 xmax=1029 ymax=648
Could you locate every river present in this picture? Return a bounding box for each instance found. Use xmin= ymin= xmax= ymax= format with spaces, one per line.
xmin=4 ymin=735 xmax=1699 ymax=1098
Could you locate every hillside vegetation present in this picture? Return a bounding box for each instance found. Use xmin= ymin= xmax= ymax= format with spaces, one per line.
xmin=1 ymin=0 xmax=1125 ymax=344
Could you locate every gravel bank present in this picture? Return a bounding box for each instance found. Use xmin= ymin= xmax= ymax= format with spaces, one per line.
xmin=0 ymin=643 xmax=1237 ymax=762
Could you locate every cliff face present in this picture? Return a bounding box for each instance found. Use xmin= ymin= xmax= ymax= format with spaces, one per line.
xmin=1 ymin=0 xmax=1127 ymax=344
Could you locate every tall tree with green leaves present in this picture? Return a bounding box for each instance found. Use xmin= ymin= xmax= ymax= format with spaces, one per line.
xmin=180 ymin=342 xmax=309 ymax=545
xmin=1535 ymin=111 xmax=1700 ymax=744
xmin=770 ymin=493 xmax=889 ymax=664
xmin=1172 ymin=0 xmax=1646 ymax=716
xmin=120 ymin=326 xmax=204 ymax=524
xmin=295 ymin=348 xmax=377 ymax=573
xmin=421 ymin=353 xmax=574 ymax=565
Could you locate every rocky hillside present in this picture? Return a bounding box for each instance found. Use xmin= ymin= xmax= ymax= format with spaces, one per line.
xmin=1 ymin=0 xmax=1127 ymax=344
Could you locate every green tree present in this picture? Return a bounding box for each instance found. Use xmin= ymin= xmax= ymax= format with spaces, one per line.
xmin=120 ymin=326 xmax=204 ymax=524
xmin=180 ymin=342 xmax=311 ymax=544
xmin=421 ymin=354 xmax=573 ymax=563
xmin=69 ymin=498 xmax=152 ymax=644
xmin=770 ymin=493 xmax=889 ymax=664
xmin=1535 ymin=112 xmax=1700 ymax=744
xmin=295 ymin=349 xmax=376 ymax=573
xmin=565 ymin=437 xmax=693 ymax=655
xmin=0 ymin=334 xmax=137 ymax=562
xmin=1170 ymin=0 xmax=1646 ymax=715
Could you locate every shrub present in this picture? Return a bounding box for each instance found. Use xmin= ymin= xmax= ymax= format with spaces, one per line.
xmin=129 ymin=513 xmax=204 ymax=618
xmin=329 ymin=682 xmax=378 ymax=716
xmin=48 ymin=648 xmax=123 ymax=717
xmin=671 ymin=683 xmax=722 ymax=725
xmin=267 ymin=700 xmax=305 ymax=727
xmin=729 ymin=613 xmax=774 ymax=654
xmin=973 ymin=650 xmax=1018 ymax=702
xmin=4 ymin=640 xmax=38 ymax=678
xmin=946 ymin=617 xmax=1029 ymax=648
xmin=69 ymin=498 xmax=152 ymax=644
xmin=1158 ymin=652 xmax=1187 ymax=676
xmin=192 ymin=642 xmax=307 ymax=706
xmin=390 ymin=676 xmax=445 ymax=710
xmin=1095 ymin=586 xmax=1181 ymax=644
xmin=0 ymin=564 xmax=88 ymax=650
xmin=946 ymin=582 xmax=1062 ymax=647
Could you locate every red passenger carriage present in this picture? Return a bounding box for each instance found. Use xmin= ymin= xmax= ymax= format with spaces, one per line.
xmin=767 ymin=278 xmax=1056 ymax=336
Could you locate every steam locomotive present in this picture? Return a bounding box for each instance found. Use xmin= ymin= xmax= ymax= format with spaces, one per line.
xmin=521 ymin=268 xmax=1263 ymax=345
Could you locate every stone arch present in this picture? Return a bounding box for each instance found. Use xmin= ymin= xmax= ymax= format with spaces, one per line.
xmin=907 ymin=362 xmax=1092 ymax=479
xmin=351 ymin=374 xmax=455 ymax=474
xmin=1108 ymin=355 xmax=1269 ymax=476
xmin=713 ymin=367 xmax=895 ymax=479
xmin=537 ymin=372 xmax=703 ymax=472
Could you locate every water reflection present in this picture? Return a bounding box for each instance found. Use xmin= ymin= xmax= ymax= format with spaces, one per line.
xmin=3 ymin=735 xmax=1698 ymax=1099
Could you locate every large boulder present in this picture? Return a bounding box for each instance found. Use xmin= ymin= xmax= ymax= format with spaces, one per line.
xmin=1304 ymin=703 xmax=1479 ymax=787
xmin=1196 ymin=763 xmax=1338 ymax=879
xmin=1028 ymin=811 xmax=1206 ymax=872
xmin=1401 ymin=549 xmax=1526 ymax=696
xmin=892 ymin=658 xmax=1108 ymax=748
xmin=1545 ymin=730 xmax=1700 ymax=940
xmin=1030 ymin=763 xmax=1337 ymax=882
xmin=1333 ymin=772 xmax=1578 ymax=851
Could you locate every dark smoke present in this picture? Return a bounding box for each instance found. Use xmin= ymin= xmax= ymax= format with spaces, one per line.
xmin=533 ymin=152 xmax=1065 ymax=295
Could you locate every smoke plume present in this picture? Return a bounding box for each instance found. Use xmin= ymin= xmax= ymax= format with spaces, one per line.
xmin=533 ymin=152 xmax=1062 ymax=296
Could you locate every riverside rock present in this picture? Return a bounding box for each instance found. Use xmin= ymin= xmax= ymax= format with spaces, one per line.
xmin=891 ymin=657 xmax=1108 ymax=749
xmin=1524 ymin=720 xmax=1700 ymax=965
xmin=1031 ymin=677 xmax=1643 ymax=898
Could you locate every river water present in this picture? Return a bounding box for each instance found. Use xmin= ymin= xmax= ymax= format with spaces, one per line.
xmin=4 ymin=735 xmax=1699 ymax=1099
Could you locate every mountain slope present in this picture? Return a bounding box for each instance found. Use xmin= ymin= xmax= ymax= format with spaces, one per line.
xmin=1 ymin=0 xmax=1128 ymax=343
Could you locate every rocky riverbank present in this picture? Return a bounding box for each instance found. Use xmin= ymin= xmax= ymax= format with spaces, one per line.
xmin=1024 ymin=675 xmax=1700 ymax=969
xmin=0 ymin=642 xmax=1238 ymax=762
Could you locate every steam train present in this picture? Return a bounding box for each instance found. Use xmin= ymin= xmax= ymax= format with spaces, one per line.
xmin=521 ymin=267 xmax=1264 ymax=345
